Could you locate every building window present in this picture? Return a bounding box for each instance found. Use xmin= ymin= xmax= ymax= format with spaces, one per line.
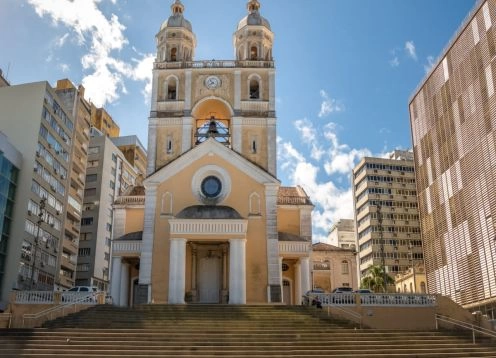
xmin=81 ymin=217 xmax=94 ymax=226
xmin=170 ymin=47 xmax=177 ymax=62
xmin=76 ymin=263 xmax=90 ymax=272
xmin=112 ymin=153 xmax=117 ymax=163
xmin=106 ymin=223 xmax=112 ymax=232
xmin=78 ymin=248 xmax=91 ymax=256
xmin=110 ymin=180 xmax=115 ymax=189
xmin=167 ymin=79 xmax=177 ymax=100
xmin=84 ymin=188 xmax=97 ymax=197
xmin=249 ymin=78 xmax=260 ymax=99
xmin=88 ymin=147 xmax=99 ymax=155
xmin=341 ymin=260 xmax=349 ymax=274
xmin=250 ymin=46 xmax=258 ymax=60
xmin=86 ymin=174 xmax=97 ymax=182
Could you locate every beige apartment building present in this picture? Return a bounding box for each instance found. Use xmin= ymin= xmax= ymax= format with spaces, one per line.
xmin=77 ymin=130 xmax=138 ymax=291
xmin=90 ymin=105 xmax=120 ymax=138
xmin=0 ymin=81 xmax=87 ymax=301
xmin=111 ymin=136 xmax=147 ymax=176
xmin=327 ymin=218 xmax=356 ymax=250
xmin=409 ymin=0 xmax=496 ymax=315
xmin=54 ymin=79 xmax=92 ymax=289
xmin=109 ymin=0 xmax=315 ymax=306
xmin=352 ymin=150 xmax=423 ymax=286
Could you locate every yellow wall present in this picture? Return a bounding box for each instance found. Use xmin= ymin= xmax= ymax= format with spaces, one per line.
xmin=150 ymin=154 xmax=269 ymax=303
xmin=277 ymin=207 xmax=300 ymax=235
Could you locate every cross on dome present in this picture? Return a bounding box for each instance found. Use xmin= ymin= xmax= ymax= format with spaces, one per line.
xmin=247 ymin=0 xmax=261 ymax=13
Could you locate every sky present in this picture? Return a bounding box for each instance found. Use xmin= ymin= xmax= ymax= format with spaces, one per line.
xmin=0 ymin=0 xmax=476 ymax=242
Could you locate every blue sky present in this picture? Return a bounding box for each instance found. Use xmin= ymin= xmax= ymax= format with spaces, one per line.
xmin=0 ymin=0 xmax=475 ymax=241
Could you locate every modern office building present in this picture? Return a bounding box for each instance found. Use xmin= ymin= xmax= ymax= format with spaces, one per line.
xmin=409 ymin=0 xmax=496 ymax=314
xmin=327 ymin=219 xmax=356 ymax=250
xmin=352 ymin=150 xmax=423 ymax=285
xmin=76 ymin=129 xmax=138 ymax=291
xmin=54 ymin=79 xmax=92 ymax=289
xmin=0 ymin=132 xmax=22 ymax=300
xmin=0 ymin=81 xmax=79 ymax=300
xmin=111 ymin=135 xmax=147 ymax=176
xmin=109 ymin=0 xmax=316 ymax=306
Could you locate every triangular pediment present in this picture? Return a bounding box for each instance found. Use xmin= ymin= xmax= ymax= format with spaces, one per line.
xmin=144 ymin=138 xmax=280 ymax=186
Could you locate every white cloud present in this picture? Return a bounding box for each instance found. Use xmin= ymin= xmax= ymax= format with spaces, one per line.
xmin=405 ymin=40 xmax=417 ymax=61
xmin=56 ymin=33 xmax=70 ymax=47
xmin=59 ymin=63 xmax=70 ymax=72
xmin=279 ymin=119 xmax=373 ymax=240
xmin=318 ymin=90 xmax=344 ymax=118
xmin=27 ymin=0 xmax=153 ymax=107
xmin=424 ymin=55 xmax=435 ymax=73
xmin=389 ymin=56 xmax=399 ymax=67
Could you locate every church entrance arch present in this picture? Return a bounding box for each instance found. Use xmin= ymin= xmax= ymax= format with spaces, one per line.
xmin=196 ymin=245 xmax=223 ymax=303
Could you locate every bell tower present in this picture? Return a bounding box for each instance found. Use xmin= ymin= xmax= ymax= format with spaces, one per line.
xmin=147 ymin=0 xmax=276 ymax=177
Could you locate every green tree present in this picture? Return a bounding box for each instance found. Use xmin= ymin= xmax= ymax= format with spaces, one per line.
xmin=360 ymin=265 xmax=394 ymax=293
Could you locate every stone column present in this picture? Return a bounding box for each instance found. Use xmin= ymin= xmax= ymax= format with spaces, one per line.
xmin=168 ymin=238 xmax=187 ymax=304
xmin=110 ymin=256 xmax=122 ymax=306
xmin=300 ymin=257 xmax=311 ymax=298
xmin=140 ymin=183 xmax=157 ymax=303
xmin=229 ymin=238 xmax=246 ymax=304
xmin=295 ymin=261 xmax=301 ymax=305
xmin=119 ymin=262 xmax=130 ymax=307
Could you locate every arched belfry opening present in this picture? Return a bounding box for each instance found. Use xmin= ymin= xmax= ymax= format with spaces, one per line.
xmin=192 ymin=98 xmax=232 ymax=147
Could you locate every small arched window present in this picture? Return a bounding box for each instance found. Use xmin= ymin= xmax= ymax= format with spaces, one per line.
xmin=168 ymin=79 xmax=177 ymax=100
xmin=409 ymin=282 xmax=414 ymax=293
xmin=420 ymin=281 xmax=426 ymax=293
xmin=250 ymin=46 xmax=258 ymax=60
xmin=249 ymin=79 xmax=260 ymax=99
xmin=403 ymin=284 xmax=407 ymax=293
xmin=170 ymin=47 xmax=177 ymax=62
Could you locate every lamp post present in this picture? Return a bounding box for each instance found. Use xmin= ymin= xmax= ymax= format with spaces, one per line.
xmin=29 ymin=197 xmax=46 ymax=290
xmin=408 ymin=243 xmax=417 ymax=293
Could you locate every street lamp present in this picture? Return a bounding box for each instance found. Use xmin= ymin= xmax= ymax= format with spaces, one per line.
xmin=408 ymin=243 xmax=417 ymax=293
xmin=29 ymin=197 xmax=46 ymax=290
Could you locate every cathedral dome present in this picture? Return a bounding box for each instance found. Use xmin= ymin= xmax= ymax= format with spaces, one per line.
xmin=236 ymin=0 xmax=271 ymax=31
xmin=160 ymin=0 xmax=192 ymax=32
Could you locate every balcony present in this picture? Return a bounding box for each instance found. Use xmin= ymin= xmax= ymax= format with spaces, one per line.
xmin=154 ymin=60 xmax=274 ymax=70
xmin=279 ymin=241 xmax=311 ymax=257
xmin=112 ymin=240 xmax=142 ymax=257
xmin=156 ymin=100 xmax=184 ymax=112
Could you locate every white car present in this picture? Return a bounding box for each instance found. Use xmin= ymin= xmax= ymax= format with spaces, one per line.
xmin=62 ymin=286 xmax=99 ymax=303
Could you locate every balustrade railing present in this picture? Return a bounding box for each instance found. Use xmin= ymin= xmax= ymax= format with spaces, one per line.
xmin=14 ymin=290 xmax=54 ymax=304
xmin=279 ymin=241 xmax=311 ymax=254
xmin=304 ymin=292 xmax=437 ymax=307
xmin=169 ymin=219 xmax=247 ymax=234
xmin=154 ymin=60 xmax=274 ymax=70
xmin=113 ymin=240 xmax=142 ymax=253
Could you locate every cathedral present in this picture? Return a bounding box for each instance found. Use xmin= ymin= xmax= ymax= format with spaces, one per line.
xmin=109 ymin=0 xmax=314 ymax=305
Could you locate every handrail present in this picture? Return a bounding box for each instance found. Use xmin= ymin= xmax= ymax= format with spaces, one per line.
xmin=0 ymin=313 xmax=12 ymax=328
xmin=22 ymin=292 xmax=99 ymax=327
xmin=435 ymin=314 xmax=496 ymax=344
xmin=327 ymin=304 xmax=363 ymax=329
xmin=302 ymin=294 xmax=363 ymax=328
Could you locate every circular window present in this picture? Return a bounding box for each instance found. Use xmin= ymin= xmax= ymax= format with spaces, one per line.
xmin=201 ymin=176 xmax=222 ymax=198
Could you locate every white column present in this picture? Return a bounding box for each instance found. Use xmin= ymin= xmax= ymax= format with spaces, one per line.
xmin=110 ymin=256 xmax=122 ymax=306
xmin=168 ymin=238 xmax=187 ymax=304
xmin=185 ymin=70 xmax=192 ymax=110
xmin=150 ymin=70 xmax=159 ymax=111
xmin=146 ymin=120 xmax=157 ymax=175
xmin=119 ymin=262 xmax=129 ymax=307
xmin=278 ymin=256 xmax=283 ymax=302
xmin=234 ymin=70 xmax=241 ymax=110
xmin=229 ymin=238 xmax=246 ymax=304
xmin=295 ymin=261 xmax=301 ymax=305
xmin=140 ymin=183 xmax=157 ymax=297
xmin=267 ymin=118 xmax=277 ymax=177
xmin=300 ymin=257 xmax=311 ymax=297
xmin=268 ymin=69 xmax=276 ymax=111
xmin=265 ymin=184 xmax=281 ymax=302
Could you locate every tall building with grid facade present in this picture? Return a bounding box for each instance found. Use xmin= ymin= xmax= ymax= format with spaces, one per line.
xmin=352 ymin=151 xmax=423 ymax=287
xmin=409 ymin=0 xmax=496 ymax=313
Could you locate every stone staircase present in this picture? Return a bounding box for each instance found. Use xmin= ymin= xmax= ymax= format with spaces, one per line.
xmin=0 ymin=304 xmax=495 ymax=357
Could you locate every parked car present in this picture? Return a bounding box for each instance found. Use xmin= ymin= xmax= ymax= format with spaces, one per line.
xmin=62 ymin=286 xmax=99 ymax=303
xmin=331 ymin=287 xmax=353 ymax=304
xmin=331 ymin=287 xmax=353 ymax=293
xmin=354 ymin=289 xmax=373 ymax=294
xmin=302 ymin=288 xmax=325 ymax=305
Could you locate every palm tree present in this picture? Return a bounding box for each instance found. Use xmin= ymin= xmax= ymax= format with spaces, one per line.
xmin=360 ymin=265 xmax=394 ymax=293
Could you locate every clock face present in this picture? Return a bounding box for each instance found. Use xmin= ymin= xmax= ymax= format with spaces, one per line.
xmin=205 ymin=76 xmax=221 ymax=89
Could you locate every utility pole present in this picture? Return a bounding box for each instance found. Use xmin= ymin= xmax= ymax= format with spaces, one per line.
xmin=30 ymin=197 xmax=46 ymax=290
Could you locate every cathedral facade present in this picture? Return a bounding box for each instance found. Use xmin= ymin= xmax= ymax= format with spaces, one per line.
xmin=109 ymin=0 xmax=313 ymax=305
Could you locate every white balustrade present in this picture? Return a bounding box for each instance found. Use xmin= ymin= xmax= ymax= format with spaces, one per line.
xmin=240 ymin=101 xmax=269 ymax=113
xmin=112 ymin=240 xmax=142 ymax=254
xmin=169 ymin=219 xmax=247 ymax=235
xmin=279 ymin=241 xmax=311 ymax=255
xmin=305 ymin=293 xmax=437 ymax=307
xmin=156 ymin=101 xmax=185 ymax=112
xmin=14 ymin=291 xmax=54 ymax=304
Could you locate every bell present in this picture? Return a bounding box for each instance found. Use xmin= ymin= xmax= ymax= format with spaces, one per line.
xmin=208 ymin=117 xmax=218 ymax=134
